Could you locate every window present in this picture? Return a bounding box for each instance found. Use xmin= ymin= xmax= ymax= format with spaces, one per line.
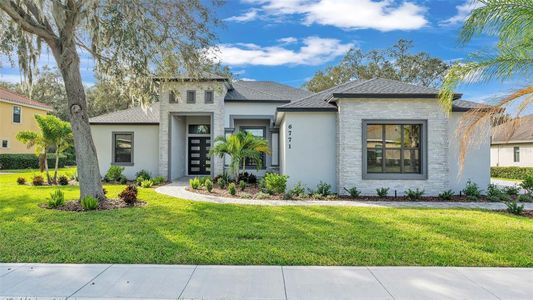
xmin=1 ymin=140 xmax=7 ymax=148
xmin=188 ymin=124 xmax=210 ymax=135
xmin=241 ymin=126 xmax=266 ymax=169
xmin=13 ymin=106 xmax=21 ymax=123
xmin=113 ymin=132 xmax=133 ymax=165
xmin=205 ymin=90 xmax=214 ymax=104
xmin=363 ymin=120 xmax=426 ymax=180
xmin=169 ymin=91 xmax=177 ymax=103
xmin=186 ymin=90 xmax=196 ymax=103
xmin=514 ymin=146 xmax=520 ymax=162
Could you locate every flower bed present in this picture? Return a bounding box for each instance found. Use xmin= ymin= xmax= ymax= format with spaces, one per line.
xmin=40 ymin=198 xmax=147 ymax=211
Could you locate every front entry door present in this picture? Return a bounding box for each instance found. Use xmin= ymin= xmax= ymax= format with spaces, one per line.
xmin=188 ymin=137 xmax=211 ymax=175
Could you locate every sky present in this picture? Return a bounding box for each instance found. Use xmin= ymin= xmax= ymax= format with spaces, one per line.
xmin=0 ymin=0 xmax=529 ymax=106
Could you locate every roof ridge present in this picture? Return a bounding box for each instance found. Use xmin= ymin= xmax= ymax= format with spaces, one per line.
xmin=231 ymin=80 xmax=284 ymax=100
xmin=279 ymin=79 xmax=369 ymax=108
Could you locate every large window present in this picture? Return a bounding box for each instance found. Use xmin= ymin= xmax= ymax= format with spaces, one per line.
xmin=514 ymin=146 xmax=520 ymax=162
xmin=363 ymin=120 xmax=426 ymax=180
xmin=13 ymin=106 xmax=21 ymax=123
xmin=113 ymin=132 xmax=134 ymax=165
xmin=241 ymin=126 xmax=266 ymax=169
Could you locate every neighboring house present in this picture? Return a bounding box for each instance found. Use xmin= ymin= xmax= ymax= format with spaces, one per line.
xmin=90 ymin=77 xmax=491 ymax=195
xmin=0 ymin=87 xmax=53 ymax=154
xmin=491 ymin=115 xmax=533 ymax=167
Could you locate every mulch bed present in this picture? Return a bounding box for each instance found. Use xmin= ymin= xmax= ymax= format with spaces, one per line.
xmin=40 ymin=199 xmax=146 ymax=212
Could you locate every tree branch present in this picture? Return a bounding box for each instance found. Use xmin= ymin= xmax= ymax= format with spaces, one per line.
xmin=0 ymin=0 xmax=57 ymax=42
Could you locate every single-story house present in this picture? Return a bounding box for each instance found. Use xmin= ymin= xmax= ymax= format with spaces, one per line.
xmin=89 ymin=77 xmax=490 ymax=195
xmin=491 ymin=114 xmax=533 ymax=167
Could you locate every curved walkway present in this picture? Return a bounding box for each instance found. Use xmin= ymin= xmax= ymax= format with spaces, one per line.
xmin=155 ymin=181 xmax=533 ymax=210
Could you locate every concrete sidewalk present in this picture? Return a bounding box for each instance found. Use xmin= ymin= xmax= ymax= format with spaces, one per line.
xmin=1 ymin=264 xmax=532 ymax=299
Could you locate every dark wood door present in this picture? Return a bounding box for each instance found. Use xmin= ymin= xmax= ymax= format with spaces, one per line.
xmin=188 ymin=137 xmax=211 ymax=175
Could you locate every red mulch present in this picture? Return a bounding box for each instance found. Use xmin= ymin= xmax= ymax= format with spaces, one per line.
xmin=40 ymin=198 xmax=146 ymax=212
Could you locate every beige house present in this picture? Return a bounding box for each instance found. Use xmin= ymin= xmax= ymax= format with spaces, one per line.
xmin=491 ymin=115 xmax=533 ymax=167
xmin=0 ymin=87 xmax=53 ymax=154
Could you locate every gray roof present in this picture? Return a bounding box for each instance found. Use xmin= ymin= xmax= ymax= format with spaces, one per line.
xmin=225 ymin=81 xmax=313 ymax=102
xmin=451 ymin=99 xmax=492 ymax=112
xmin=492 ymin=115 xmax=533 ymax=143
xmin=89 ymin=103 xmax=160 ymax=124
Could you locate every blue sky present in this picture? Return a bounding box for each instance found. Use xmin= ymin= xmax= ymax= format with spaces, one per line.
xmin=0 ymin=0 xmax=528 ymax=106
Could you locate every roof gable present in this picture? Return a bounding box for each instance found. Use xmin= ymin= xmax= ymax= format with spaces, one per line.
xmin=89 ymin=103 xmax=160 ymax=124
xmin=225 ymin=81 xmax=313 ymax=102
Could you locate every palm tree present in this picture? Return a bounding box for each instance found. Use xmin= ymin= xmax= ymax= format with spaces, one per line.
xmin=439 ymin=0 xmax=533 ymax=169
xmin=209 ymin=131 xmax=271 ymax=180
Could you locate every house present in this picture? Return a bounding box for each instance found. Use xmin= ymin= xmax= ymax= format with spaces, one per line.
xmin=0 ymin=87 xmax=53 ymax=154
xmin=491 ymin=115 xmax=533 ymax=167
xmin=89 ymin=77 xmax=490 ymax=195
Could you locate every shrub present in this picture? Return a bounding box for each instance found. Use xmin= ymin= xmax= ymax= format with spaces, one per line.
xmin=503 ymin=185 xmax=520 ymax=197
xmin=32 ymin=175 xmax=44 ymax=186
xmin=376 ymin=187 xmax=389 ymax=197
xmin=217 ymin=177 xmax=227 ymax=189
xmin=0 ymin=153 xmax=68 ymax=170
xmin=344 ymin=187 xmax=361 ymax=198
xmin=405 ymin=188 xmax=424 ymax=200
xmin=119 ymin=175 xmax=128 ymax=184
xmin=58 ymin=175 xmax=69 ymax=186
xmin=310 ymin=193 xmax=325 ymax=200
xmin=140 ymin=179 xmax=153 ymax=188
xmin=264 ymin=173 xmax=288 ymax=194
xmin=505 ymin=200 xmax=524 ymax=215
xmin=16 ymin=177 xmax=26 ymax=185
xmin=520 ymin=175 xmax=533 ymax=195
xmin=247 ymin=173 xmax=257 ymax=184
xmin=254 ymin=192 xmax=271 ymax=199
xmin=80 ymin=195 xmax=99 ymax=210
xmin=240 ymin=192 xmax=253 ymax=199
xmin=517 ymin=194 xmax=532 ymax=203
xmin=152 ymin=176 xmax=166 ymax=185
xmin=228 ymin=182 xmax=236 ymax=195
xmin=491 ymin=166 xmax=533 ymax=180
xmin=316 ymin=181 xmax=332 ymax=196
xmin=135 ymin=169 xmax=151 ymax=181
xmin=290 ymin=182 xmax=306 ymax=198
xmin=189 ymin=177 xmax=201 ymax=189
xmin=103 ymin=188 xmax=108 ymax=195
xmin=119 ymin=185 xmax=138 ymax=204
xmin=463 ymin=180 xmax=482 ymax=200
xmin=239 ymin=180 xmax=246 ymax=191
xmin=48 ymin=189 xmax=65 ymax=208
xmin=105 ymin=165 xmax=125 ymax=182
xmin=135 ymin=176 xmax=145 ymax=186
xmin=438 ymin=189 xmax=454 ymax=201
xmin=238 ymin=172 xmax=250 ymax=183
xmin=205 ymin=179 xmax=213 ymax=192
xmin=283 ymin=191 xmax=293 ymax=200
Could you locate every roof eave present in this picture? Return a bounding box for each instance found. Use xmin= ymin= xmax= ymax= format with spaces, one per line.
xmin=89 ymin=121 xmax=160 ymax=125
xmin=224 ymin=99 xmax=291 ymax=103
xmin=331 ymin=93 xmax=462 ymax=100
xmin=276 ymin=107 xmax=338 ymax=112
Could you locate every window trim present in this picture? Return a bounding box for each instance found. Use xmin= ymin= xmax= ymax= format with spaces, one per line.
xmin=240 ymin=125 xmax=267 ymax=169
xmin=362 ymin=119 xmax=428 ymax=180
xmin=112 ymin=131 xmax=134 ymax=166
xmin=513 ymin=146 xmax=520 ymax=162
xmin=186 ymin=90 xmax=196 ymax=104
xmin=13 ymin=106 xmax=21 ymax=124
xmin=204 ymin=90 xmax=214 ymax=104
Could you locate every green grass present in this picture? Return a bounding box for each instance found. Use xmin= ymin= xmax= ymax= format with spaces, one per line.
xmin=1 ymin=169 xmax=532 ymax=266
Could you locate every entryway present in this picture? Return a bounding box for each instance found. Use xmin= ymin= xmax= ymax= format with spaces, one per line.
xmin=188 ymin=136 xmax=211 ymax=175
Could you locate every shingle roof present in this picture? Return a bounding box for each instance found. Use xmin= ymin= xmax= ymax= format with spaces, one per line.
xmin=0 ymin=87 xmax=52 ymax=110
xmin=451 ymin=99 xmax=492 ymax=112
xmin=89 ymin=103 xmax=160 ymax=124
xmin=492 ymin=115 xmax=533 ymax=143
xmin=225 ymin=81 xmax=313 ymax=102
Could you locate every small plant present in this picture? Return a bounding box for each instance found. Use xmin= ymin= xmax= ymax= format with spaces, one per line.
xmin=48 ymin=189 xmax=65 ymax=208
xmin=152 ymin=176 xmax=166 ymax=185
xmin=438 ymin=189 xmax=454 ymax=201
xmin=463 ymin=180 xmax=482 ymax=200
xmin=239 ymin=180 xmax=246 ymax=191
xmin=405 ymin=188 xmax=424 ymax=200
xmin=205 ymin=178 xmax=213 ymax=192
xmin=240 ymin=192 xmax=253 ymax=199
xmin=16 ymin=177 xmax=26 ymax=185
xmin=105 ymin=165 xmax=125 ymax=182
xmin=503 ymin=185 xmax=520 ymax=197
xmin=140 ymin=179 xmax=153 ymax=188
xmin=189 ymin=177 xmax=201 ymax=189
xmin=80 ymin=195 xmax=99 ymax=210
xmin=310 ymin=193 xmax=325 ymax=200
xmin=290 ymin=182 xmax=306 ymax=198
xmin=264 ymin=173 xmax=288 ymax=195
xmin=119 ymin=185 xmax=138 ymax=205
xmin=198 ymin=176 xmax=210 ymax=186
xmin=228 ymin=182 xmax=236 ymax=195
xmin=316 ymin=181 xmax=332 ymax=196
xmin=119 ymin=175 xmax=128 ymax=184
xmin=376 ymin=187 xmax=389 ymax=197
xmin=58 ymin=175 xmax=69 ymax=186
xmin=254 ymin=192 xmax=271 ymax=199
xmin=283 ymin=191 xmax=293 ymax=200
xmin=217 ymin=177 xmax=227 ymax=189
xmin=344 ymin=187 xmax=361 ymax=198
xmin=135 ymin=169 xmax=151 ymax=181
xmin=487 ymin=184 xmax=506 ymax=202
xmin=519 ymin=175 xmax=533 ymax=195
xmin=505 ymin=200 xmax=524 ymax=215
xmin=32 ymin=175 xmax=44 ymax=186
xmin=238 ymin=172 xmax=250 ymax=183
xmin=517 ymin=194 xmax=532 ymax=203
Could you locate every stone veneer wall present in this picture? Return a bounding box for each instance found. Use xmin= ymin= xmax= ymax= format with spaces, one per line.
xmin=159 ymin=81 xmax=227 ymax=178
xmin=337 ymin=98 xmax=449 ymax=196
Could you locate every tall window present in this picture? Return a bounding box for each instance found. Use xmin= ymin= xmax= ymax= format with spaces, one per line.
xmin=13 ymin=106 xmax=21 ymax=123
xmin=514 ymin=146 xmax=520 ymax=162
xmin=186 ymin=90 xmax=196 ymax=103
xmin=241 ymin=126 xmax=266 ymax=169
xmin=204 ymin=90 xmax=214 ymax=104
xmin=363 ymin=120 xmax=426 ymax=179
xmin=113 ymin=132 xmax=133 ymax=164
xmin=169 ymin=91 xmax=178 ymax=103
xmin=1 ymin=140 xmax=8 ymax=148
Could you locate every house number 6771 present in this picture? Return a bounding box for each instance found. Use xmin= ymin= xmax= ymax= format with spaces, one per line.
xmin=288 ymin=124 xmax=292 ymax=149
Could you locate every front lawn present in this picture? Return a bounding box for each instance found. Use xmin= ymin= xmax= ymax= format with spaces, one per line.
xmin=1 ymin=170 xmax=532 ymax=266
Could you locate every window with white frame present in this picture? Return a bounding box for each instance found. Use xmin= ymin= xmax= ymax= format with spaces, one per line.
xmin=13 ymin=106 xmax=21 ymax=123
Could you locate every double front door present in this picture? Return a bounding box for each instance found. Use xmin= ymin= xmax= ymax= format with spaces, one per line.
xmin=188 ymin=137 xmax=211 ymax=175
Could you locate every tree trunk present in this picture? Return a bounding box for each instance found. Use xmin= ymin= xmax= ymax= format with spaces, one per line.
xmin=53 ymin=147 xmax=59 ymax=183
xmin=44 ymin=152 xmax=51 ymax=185
xmin=50 ymin=39 xmax=104 ymax=200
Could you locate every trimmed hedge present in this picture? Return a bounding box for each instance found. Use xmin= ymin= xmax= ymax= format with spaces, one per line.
xmin=0 ymin=154 xmax=73 ymax=170
xmin=491 ymin=167 xmax=533 ymax=180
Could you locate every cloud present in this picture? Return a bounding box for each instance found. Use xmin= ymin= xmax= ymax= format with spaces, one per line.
xmin=277 ymin=37 xmax=298 ymax=44
xmin=225 ymin=8 xmax=259 ymax=22
xmin=441 ymin=1 xmax=484 ymax=26
xmin=212 ymin=36 xmax=354 ymax=66
xmin=240 ymin=78 xmax=257 ymax=81
xmin=233 ymin=0 xmax=428 ymax=31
